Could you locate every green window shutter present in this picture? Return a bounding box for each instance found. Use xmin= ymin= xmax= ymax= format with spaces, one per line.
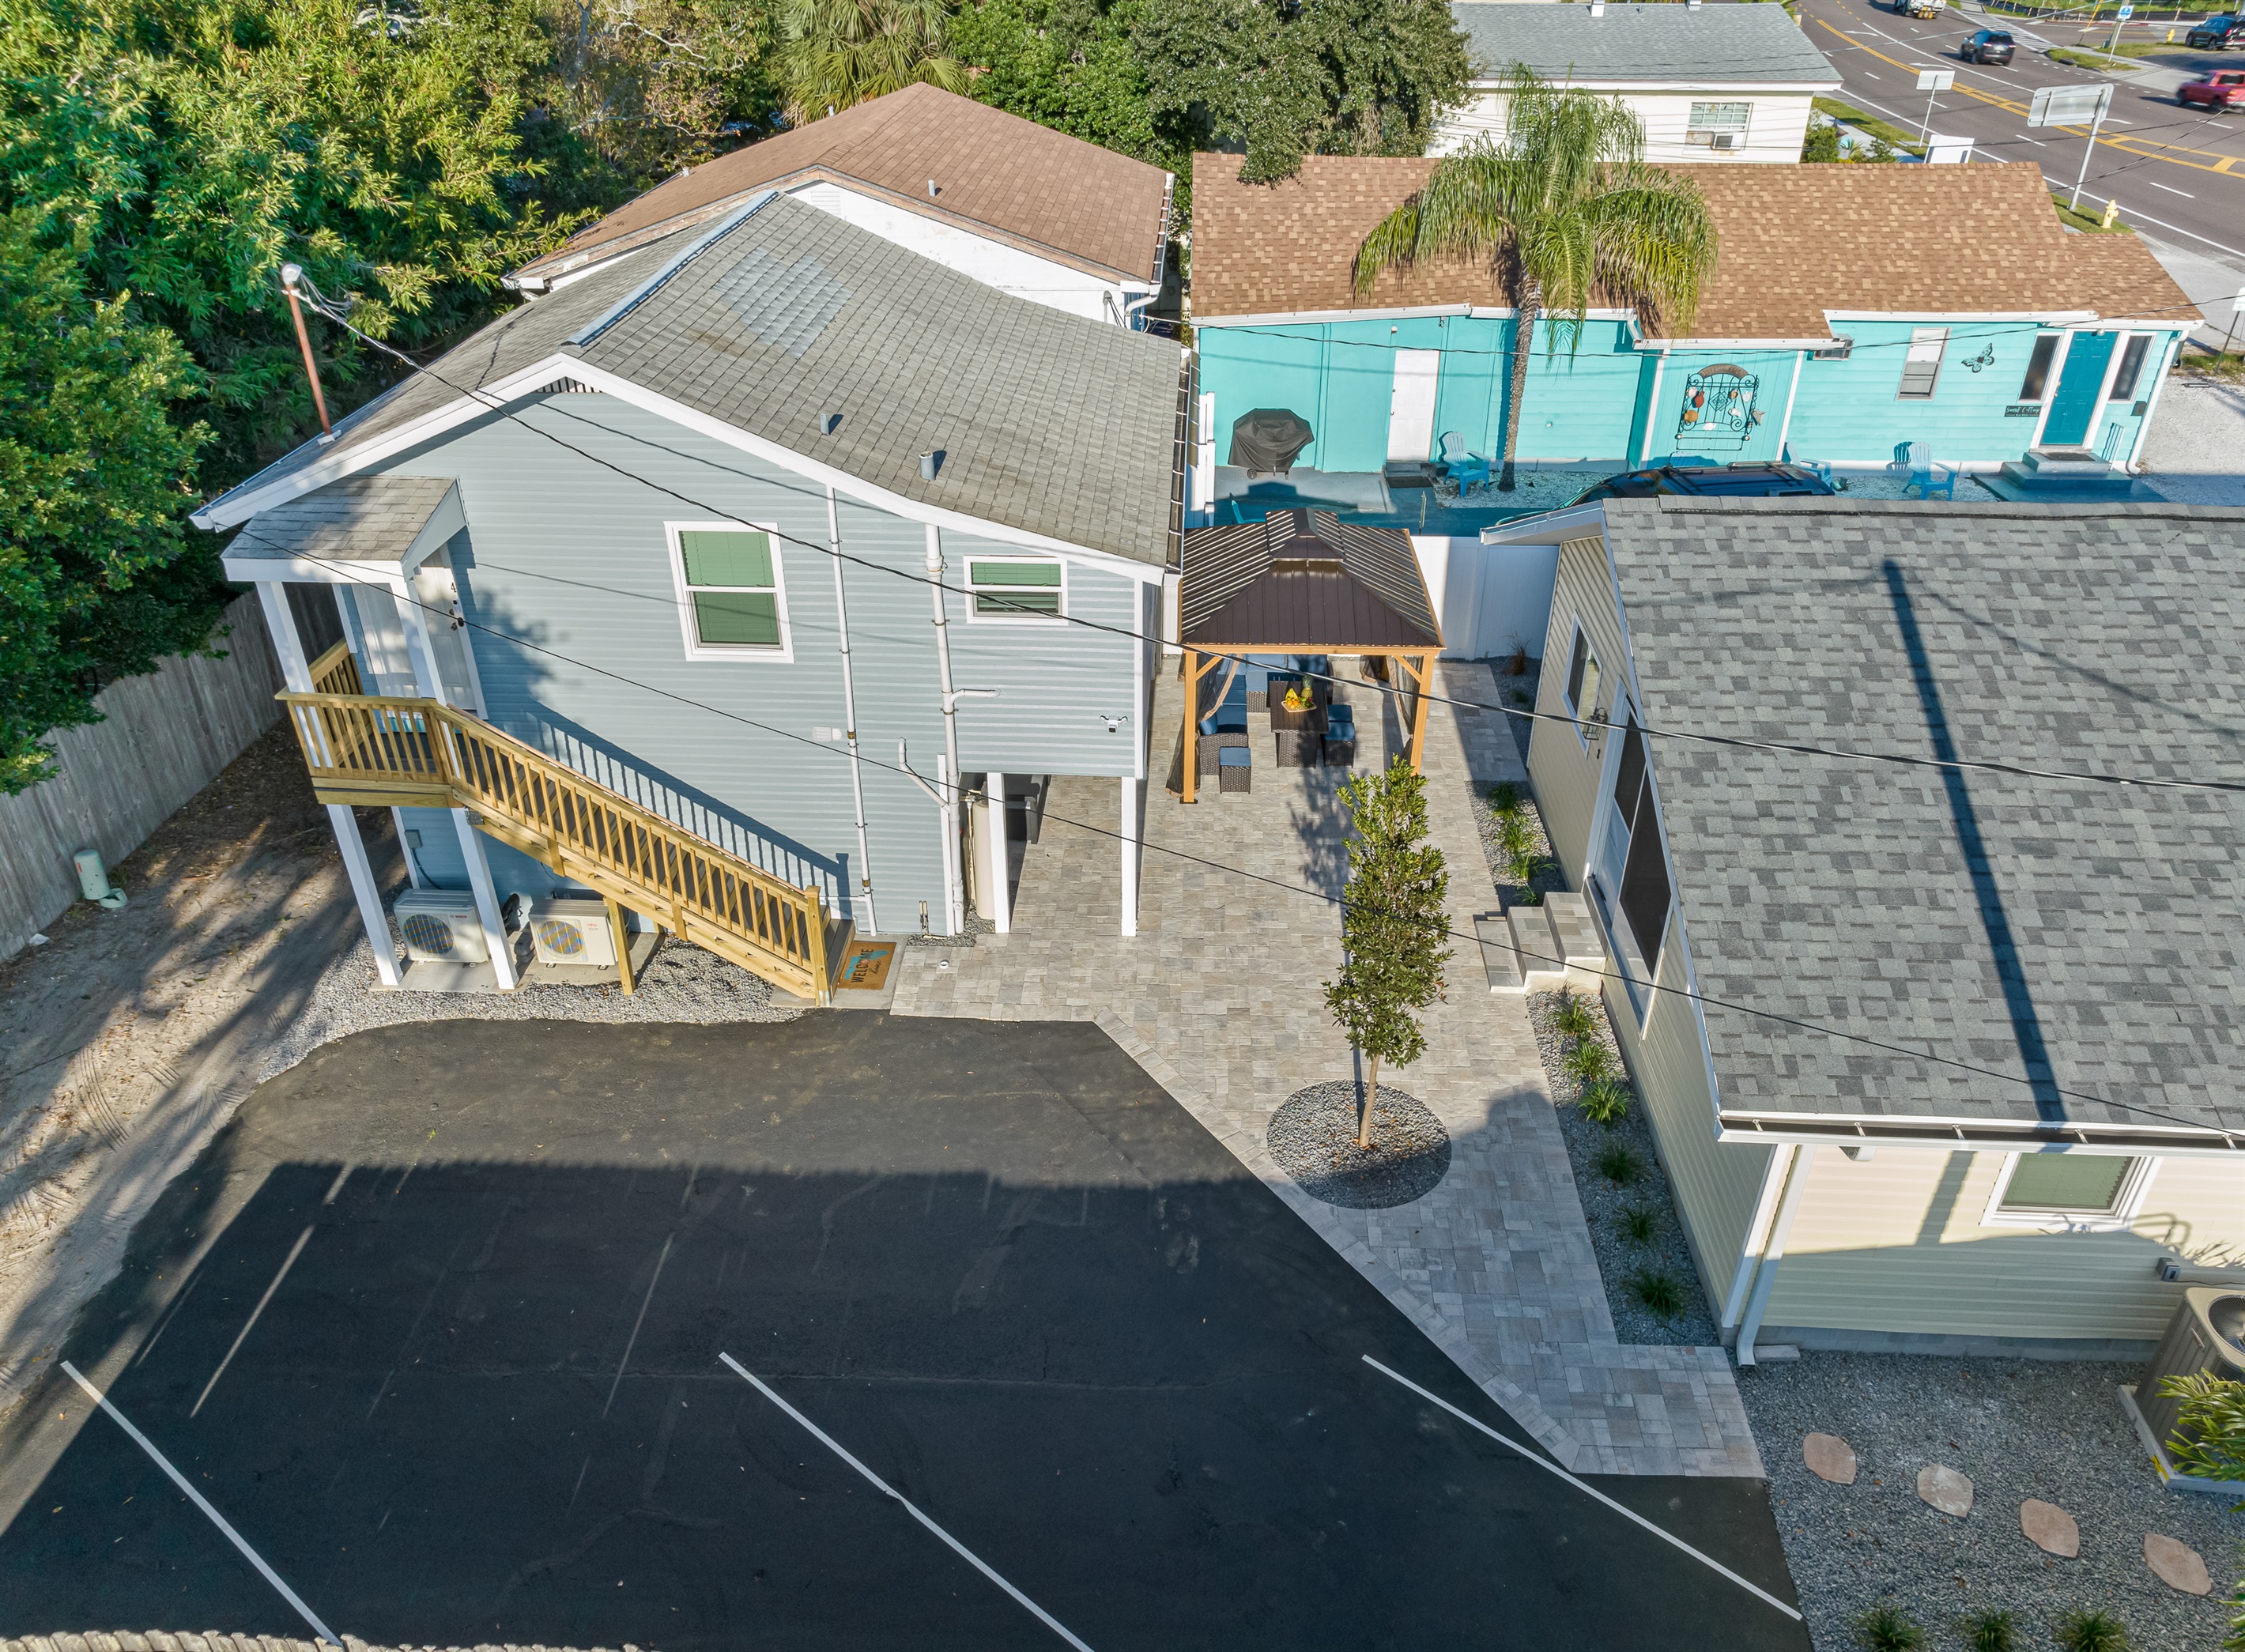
xmin=970 ymin=560 xmax=1062 ymax=615
xmin=693 ymin=592 xmax=783 ymax=647
xmin=680 ymin=530 xmax=775 ymax=589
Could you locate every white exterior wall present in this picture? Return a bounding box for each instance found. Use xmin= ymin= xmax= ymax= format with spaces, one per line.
xmin=785 ymin=180 xmax=1146 ymax=323
xmin=1433 ymin=86 xmax=1820 ymax=164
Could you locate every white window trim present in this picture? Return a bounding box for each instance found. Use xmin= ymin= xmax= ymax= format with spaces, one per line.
xmin=1896 ymin=326 xmax=1950 ymax=401
xmin=1980 ymin=1151 xmax=2160 ymax=1232
xmin=1561 ymin=621 xmax=1602 ymax=752
xmin=961 ymin=554 xmax=1069 ymax=626
xmin=665 ymin=519 xmax=793 ymax=662
xmin=1685 ymin=100 xmax=1753 ymax=149
xmin=1584 ymin=696 xmax=1669 ymax=1031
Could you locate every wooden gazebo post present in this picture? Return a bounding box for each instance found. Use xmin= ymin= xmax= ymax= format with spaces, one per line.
xmin=1180 ymin=647 xmax=1221 ymax=804
xmin=1387 ymin=650 xmax=1436 ymax=774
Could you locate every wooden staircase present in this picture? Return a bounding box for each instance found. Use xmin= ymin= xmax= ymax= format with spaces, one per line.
xmin=280 ymin=674 xmax=838 ymax=1004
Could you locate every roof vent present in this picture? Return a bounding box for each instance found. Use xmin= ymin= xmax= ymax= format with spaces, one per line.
xmin=927 ymin=179 xmax=938 ymax=198
xmin=1589 ymin=1 xmax=1604 ymax=13
xmin=817 ymin=411 xmax=842 ymax=436
xmin=1686 ymin=0 xmax=1701 ymax=9
xmin=920 ymin=450 xmax=945 ymax=480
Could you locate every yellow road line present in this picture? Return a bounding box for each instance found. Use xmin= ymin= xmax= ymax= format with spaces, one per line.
xmin=1813 ymin=14 xmax=2242 ymax=174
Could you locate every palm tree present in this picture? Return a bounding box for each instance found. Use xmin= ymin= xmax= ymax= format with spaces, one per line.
xmin=1354 ymin=66 xmax=1718 ymax=492
xmin=779 ymin=0 xmax=967 ymax=123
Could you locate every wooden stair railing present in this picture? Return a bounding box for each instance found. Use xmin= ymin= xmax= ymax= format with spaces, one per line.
xmin=279 ymin=691 xmax=831 ymax=1003
xmin=308 ymin=639 xmax=364 ymax=698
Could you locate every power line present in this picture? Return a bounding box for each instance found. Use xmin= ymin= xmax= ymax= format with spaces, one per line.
xmin=248 ymin=296 xmax=2245 ymax=798
xmin=257 ymin=530 xmax=2240 ymax=1146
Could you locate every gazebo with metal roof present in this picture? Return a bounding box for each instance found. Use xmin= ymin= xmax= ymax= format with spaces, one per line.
xmin=1177 ymin=508 xmax=1443 ymax=801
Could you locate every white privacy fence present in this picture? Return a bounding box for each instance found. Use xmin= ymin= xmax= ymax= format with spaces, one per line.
xmin=1412 ymin=535 xmax=1562 ymax=664
xmin=1 ymin=593 xmax=283 ymax=960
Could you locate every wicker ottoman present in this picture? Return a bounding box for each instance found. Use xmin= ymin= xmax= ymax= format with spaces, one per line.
xmin=1218 ymin=745 xmax=1252 ymax=793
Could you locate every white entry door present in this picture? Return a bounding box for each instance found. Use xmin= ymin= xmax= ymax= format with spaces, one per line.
xmin=1387 ymin=349 xmax=1441 ymax=462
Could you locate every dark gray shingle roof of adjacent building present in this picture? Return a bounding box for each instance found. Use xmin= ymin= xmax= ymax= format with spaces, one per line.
xmin=1453 ymin=2 xmax=1840 ymax=85
xmin=224 ymin=476 xmax=458 ymax=564
xmin=201 ymin=194 xmax=1186 ymax=566
xmin=1601 ymin=497 xmax=2245 ymax=1137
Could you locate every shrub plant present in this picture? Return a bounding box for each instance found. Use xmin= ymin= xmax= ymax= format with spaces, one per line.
xmin=1854 ymin=1603 xmax=1924 ymax=1652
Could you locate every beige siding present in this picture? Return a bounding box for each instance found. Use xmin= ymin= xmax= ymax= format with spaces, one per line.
xmin=1526 ymin=534 xmax=1628 ymax=877
xmin=1763 ymin=1148 xmax=2245 ymax=1343
xmin=1604 ymin=933 xmax=1774 ymax=1317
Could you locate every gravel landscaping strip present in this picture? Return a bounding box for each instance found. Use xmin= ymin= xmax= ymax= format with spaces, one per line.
xmin=1738 ymin=1352 xmax=2245 ymax=1652
xmin=1266 ymin=1081 xmax=1451 ymax=1209
xmin=1526 ymin=988 xmax=1720 ymax=1348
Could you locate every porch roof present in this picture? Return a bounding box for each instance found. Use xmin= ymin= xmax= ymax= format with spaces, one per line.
xmin=1180 ymin=509 xmax=1439 ymax=652
xmin=222 ymin=476 xmax=463 ymax=581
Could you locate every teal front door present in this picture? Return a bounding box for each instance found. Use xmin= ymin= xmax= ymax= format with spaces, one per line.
xmin=2041 ymin=332 xmax=2114 ymax=447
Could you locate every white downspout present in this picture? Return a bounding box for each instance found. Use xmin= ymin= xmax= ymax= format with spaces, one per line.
xmin=828 ymin=486 xmax=877 ymax=934
xmin=1775 ymin=350 xmax=1805 ymax=460
xmin=926 ymin=527 xmax=965 ymax=935
xmin=1736 ymin=1145 xmax=1816 ymax=1367
xmin=1637 ymin=349 xmax=1668 ymax=466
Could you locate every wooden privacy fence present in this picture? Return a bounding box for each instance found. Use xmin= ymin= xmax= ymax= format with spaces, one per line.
xmin=1 ymin=592 xmax=283 ymax=960
xmin=279 ymin=691 xmax=831 ymax=1002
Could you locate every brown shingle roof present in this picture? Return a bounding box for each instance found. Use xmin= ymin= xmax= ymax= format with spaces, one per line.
xmin=519 ymin=85 xmax=1171 ymax=287
xmin=1188 ymin=155 xmax=2198 ymax=340
xmin=1182 ymin=510 xmax=1440 ymax=651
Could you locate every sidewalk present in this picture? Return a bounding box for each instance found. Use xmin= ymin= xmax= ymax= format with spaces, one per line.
xmin=893 ymin=663 xmax=1764 ymax=1477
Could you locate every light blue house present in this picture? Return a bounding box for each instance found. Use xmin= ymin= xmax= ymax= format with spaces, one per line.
xmin=1187 ymin=156 xmax=2196 ymax=488
xmin=195 ymin=190 xmax=1184 ymax=998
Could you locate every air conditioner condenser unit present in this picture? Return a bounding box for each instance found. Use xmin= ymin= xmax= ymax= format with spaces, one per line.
xmin=394 ymin=888 xmax=491 ymax=964
xmin=527 ymin=896 xmax=620 ymax=967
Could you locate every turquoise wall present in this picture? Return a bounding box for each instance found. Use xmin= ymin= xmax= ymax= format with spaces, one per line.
xmin=1200 ymin=316 xmax=2184 ymax=472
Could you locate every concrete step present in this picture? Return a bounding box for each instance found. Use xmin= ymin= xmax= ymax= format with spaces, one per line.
xmin=1475 ymin=912 xmax=1526 ymax=994
xmin=2022 ymin=445 xmax=2121 ymax=478
xmin=1544 ymin=892 xmax=1609 ymax=987
xmin=1509 ymin=904 xmax=1569 ymax=993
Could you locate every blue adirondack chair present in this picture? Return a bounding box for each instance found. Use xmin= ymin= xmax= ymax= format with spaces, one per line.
xmin=1439 ymin=432 xmax=1494 ymax=496
xmin=1896 ymin=441 xmax=1957 ymax=500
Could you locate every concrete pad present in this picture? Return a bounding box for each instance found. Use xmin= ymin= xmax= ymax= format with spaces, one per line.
xmin=2020 ymin=1497 xmax=2080 ymax=1556
xmin=1917 ymin=1463 xmax=1973 ymax=1517
xmin=2145 ymin=1532 xmax=2213 ymax=1594
xmin=1803 ymin=1432 xmax=1858 ymax=1484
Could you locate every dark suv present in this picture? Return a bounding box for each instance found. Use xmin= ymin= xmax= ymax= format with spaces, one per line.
xmin=1963 ymin=28 xmax=2015 ymax=62
xmin=1565 ymin=462 xmax=1837 ymax=506
xmin=2187 ymin=13 xmax=2241 ymax=47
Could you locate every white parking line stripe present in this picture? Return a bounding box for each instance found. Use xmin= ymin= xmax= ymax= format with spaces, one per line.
xmin=62 ymin=1361 xmax=343 ymax=1646
xmin=2145 ymin=180 xmax=2196 ymax=198
xmin=720 ymin=1352 xmax=1095 ymax=1652
xmin=603 ymin=1231 xmax=673 ymax=1418
xmin=191 ymin=1224 xmax=312 ymax=1418
xmin=1360 ymin=1356 xmax=1805 ymax=1624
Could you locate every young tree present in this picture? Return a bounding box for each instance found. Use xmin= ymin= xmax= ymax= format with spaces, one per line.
xmin=0 ymin=214 xmax=215 ymax=792
xmin=1353 ymin=65 xmax=1717 ymax=491
xmin=1324 ymin=759 xmax=1451 ymax=1148
xmin=779 ymin=0 xmax=966 ymax=123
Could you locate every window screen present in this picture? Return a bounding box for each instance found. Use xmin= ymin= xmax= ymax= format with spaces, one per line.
xmin=1897 ymin=328 xmax=1949 ymax=399
xmin=1617 ymin=784 xmax=1673 ymax=970
xmin=1685 ymin=101 xmax=1751 ymax=145
xmin=1612 ymin=719 xmax=1647 ymax=826
xmin=968 ymin=559 xmax=1062 ymax=617
xmin=2017 ymin=335 xmax=2058 ymax=402
xmin=2107 ymin=334 xmax=2150 ymax=402
xmin=1564 ymin=628 xmax=1601 ymax=725
xmin=2000 ymin=1153 xmax=2134 ymax=1213
xmin=678 ymin=529 xmax=782 ymax=647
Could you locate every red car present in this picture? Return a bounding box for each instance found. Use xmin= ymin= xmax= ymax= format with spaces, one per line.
xmin=2181 ymin=69 xmax=2245 ymax=108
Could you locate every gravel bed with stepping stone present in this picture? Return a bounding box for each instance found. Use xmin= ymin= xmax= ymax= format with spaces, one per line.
xmin=1266 ymin=1081 xmax=1453 ymax=1210
xmin=1735 ymin=1352 xmax=2245 ymax=1650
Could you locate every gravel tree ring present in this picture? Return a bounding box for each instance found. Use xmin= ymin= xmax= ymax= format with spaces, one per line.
xmin=1267 ymin=1081 xmax=1451 ymax=1209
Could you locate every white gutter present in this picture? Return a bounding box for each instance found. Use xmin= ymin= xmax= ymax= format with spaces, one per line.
xmin=828 ymin=485 xmax=877 ymax=935
xmin=1735 ymin=1145 xmax=1815 ymax=1366
xmin=1775 ymin=349 xmax=1805 ymax=459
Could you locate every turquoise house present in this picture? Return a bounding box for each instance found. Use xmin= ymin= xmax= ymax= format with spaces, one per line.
xmin=1188 ymin=156 xmax=2196 ymax=481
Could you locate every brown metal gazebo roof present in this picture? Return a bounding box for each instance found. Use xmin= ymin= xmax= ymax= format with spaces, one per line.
xmin=1181 ymin=509 xmax=1440 ymax=654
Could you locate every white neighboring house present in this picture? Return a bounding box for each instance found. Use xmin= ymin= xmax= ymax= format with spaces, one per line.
xmin=1436 ymin=1 xmax=1843 ymax=165
xmin=508 ymin=82 xmax=1174 ymax=328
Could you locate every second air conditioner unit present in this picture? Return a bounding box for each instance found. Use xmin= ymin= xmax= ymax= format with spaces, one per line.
xmin=394 ymin=888 xmax=491 ymax=964
xmin=527 ymin=896 xmax=619 ymax=967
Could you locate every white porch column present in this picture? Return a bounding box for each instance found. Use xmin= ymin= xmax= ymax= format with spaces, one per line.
xmin=258 ymin=581 xmax=404 ymax=986
xmin=451 ymin=810 xmax=519 ymax=990
xmin=1735 ymin=1145 xmax=1816 ymax=1366
xmin=1119 ymin=776 xmax=1142 ymax=937
xmin=981 ymin=771 xmax=1010 ymax=934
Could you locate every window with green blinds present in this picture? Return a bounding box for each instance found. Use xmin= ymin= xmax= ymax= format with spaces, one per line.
xmin=677 ymin=529 xmax=783 ymax=649
xmin=2000 ymin=1153 xmax=2134 ymax=1213
xmin=968 ymin=559 xmax=1062 ymax=617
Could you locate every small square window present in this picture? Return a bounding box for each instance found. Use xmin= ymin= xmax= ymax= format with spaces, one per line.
xmin=1686 ymin=101 xmax=1751 ymax=148
xmin=1898 ymin=327 xmax=1949 ymax=400
xmin=968 ymin=558 xmax=1063 ymax=619
xmin=669 ymin=523 xmax=789 ymax=658
xmin=2000 ymin=1153 xmax=2134 ymax=1213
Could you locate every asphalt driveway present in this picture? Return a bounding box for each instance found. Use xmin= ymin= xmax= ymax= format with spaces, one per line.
xmin=0 ymin=1016 xmax=1805 ymax=1649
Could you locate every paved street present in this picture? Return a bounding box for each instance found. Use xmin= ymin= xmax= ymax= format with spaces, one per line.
xmin=1798 ymin=0 xmax=2245 ymax=273
xmin=0 ymin=1017 xmax=1803 ymax=1649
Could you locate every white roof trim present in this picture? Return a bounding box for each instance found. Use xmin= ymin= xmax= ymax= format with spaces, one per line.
xmin=1824 ymin=310 xmax=2099 ymax=324
xmin=1193 ymin=304 xmax=1639 ymax=328
xmin=1717 ymin=1111 xmax=2242 ymax=1157
xmin=1639 ymin=337 xmax=1833 ymax=352
xmin=1479 ymin=503 xmax=1609 ymax=545
xmin=1466 ymin=76 xmax=1837 ymax=92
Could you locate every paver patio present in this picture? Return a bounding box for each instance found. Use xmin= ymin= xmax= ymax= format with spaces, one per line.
xmin=892 ymin=660 xmax=1764 ymax=1477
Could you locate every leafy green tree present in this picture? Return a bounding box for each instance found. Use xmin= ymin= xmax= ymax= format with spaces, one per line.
xmin=950 ymin=0 xmax=1168 ymax=171
xmin=0 ymin=213 xmax=215 ymax=792
xmin=1354 ymin=65 xmax=1717 ymax=490
xmin=2156 ymin=1371 xmax=2245 ymax=1481
xmin=1324 ymin=760 xmax=1451 ymax=1148
xmin=779 ymin=0 xmax=965 ymax=123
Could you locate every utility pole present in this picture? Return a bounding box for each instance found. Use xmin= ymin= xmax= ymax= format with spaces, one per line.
xmin=278 ymin=263 xmax=332 ymax=441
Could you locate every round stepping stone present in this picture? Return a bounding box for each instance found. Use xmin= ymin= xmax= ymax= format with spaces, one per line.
xmin=2145 ymin=1533 xmax=2212 ymax=1595
xmin=1917 ymin=1463 xmax=1973 ymax=1516
xmin=1803 ymin=1432 xmax=1858 ymax=1484
xmin=2020 ymin=1498 xmax=2079 ymax=1556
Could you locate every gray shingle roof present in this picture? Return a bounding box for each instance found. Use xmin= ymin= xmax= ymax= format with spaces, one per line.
xmin=1453 ymin=2 xmax=1841 ymax=85
xmin=202 ymin=195 xmax=1186 ymax=567
xmin=1601 ymin=497 xmax=2245 ymax=1137
xmin=225 ymin=476 xmax=457 ymax=564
